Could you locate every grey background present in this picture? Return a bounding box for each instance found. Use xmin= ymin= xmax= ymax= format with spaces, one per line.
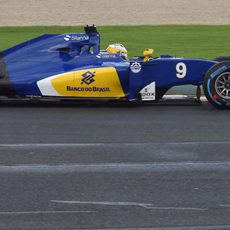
xmin=0 ymin=0 xmax=230 ymax=25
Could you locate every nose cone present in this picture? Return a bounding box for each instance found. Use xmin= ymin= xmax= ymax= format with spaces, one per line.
xmin=0 ymin=53 xmax=16 ymax=96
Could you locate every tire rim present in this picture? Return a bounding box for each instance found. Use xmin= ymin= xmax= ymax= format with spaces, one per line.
xmin=215 ymin=72 xmax=230 ymax=100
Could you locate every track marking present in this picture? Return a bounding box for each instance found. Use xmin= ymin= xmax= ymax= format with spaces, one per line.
xmin=51 ymin=200 xmax=208 ymax=211
xmin=1 ymin=162 xmax=230 ymax=173
xmin=0 ymin=210 xmax=95 ymax=215
xmin=1 ymin=141 xmax=230 ymax=148
xmin=220 ymin=204 xmax=230 ymax=208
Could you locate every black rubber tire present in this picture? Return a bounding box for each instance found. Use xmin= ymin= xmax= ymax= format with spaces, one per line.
xmin=203 ymin=61 xmax=230 ymax=109
xmin=213 ymin=56 xmax=230 ymax=62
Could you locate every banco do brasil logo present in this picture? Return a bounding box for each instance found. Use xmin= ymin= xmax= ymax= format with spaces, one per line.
xmin=81 ymin=71 xmax=96 ymax=85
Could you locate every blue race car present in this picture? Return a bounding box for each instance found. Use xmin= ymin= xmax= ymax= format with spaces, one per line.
xmin=0 ymin=25 xmax=230 ymax=109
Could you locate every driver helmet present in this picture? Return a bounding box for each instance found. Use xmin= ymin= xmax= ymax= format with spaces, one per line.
xmin=106 ymin=43 xmax=128 ymax=60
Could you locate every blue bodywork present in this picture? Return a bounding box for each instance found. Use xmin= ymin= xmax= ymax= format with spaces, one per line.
xmin=129 ymin=57 xmax=216 ymax=100
xmin=0 ymin=28 xmax=218 ymax=101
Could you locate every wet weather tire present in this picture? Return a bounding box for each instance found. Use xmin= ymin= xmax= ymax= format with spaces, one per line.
xmin=203 ymin=61 xmax=230 ymax=109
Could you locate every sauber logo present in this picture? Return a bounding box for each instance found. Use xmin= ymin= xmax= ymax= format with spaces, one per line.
xmin=81 ymin=71 xmax=96 ymax=85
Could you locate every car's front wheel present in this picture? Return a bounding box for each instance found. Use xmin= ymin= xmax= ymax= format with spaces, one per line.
xmin=203 ymin=61 xmax=230 ymax=109
xmin=213 ymin=56 xmax=230 ymax=62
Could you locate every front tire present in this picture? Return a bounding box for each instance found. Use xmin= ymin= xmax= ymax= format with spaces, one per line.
xmin=203 ymin=61 xmax=230 ymax=109
xmin=213 ymin=56 xmax=230 ymax=62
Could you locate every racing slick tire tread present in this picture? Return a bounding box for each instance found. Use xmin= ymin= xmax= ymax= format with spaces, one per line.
xmin=213 ymin=56 xmax=230 ymax=62
xmin=203 ymin=61 xmax=230 ymax=109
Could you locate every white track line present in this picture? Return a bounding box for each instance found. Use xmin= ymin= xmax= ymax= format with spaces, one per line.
xmin=1 ymin=162 xmax=230 ymax=173
xmin=51 ymin=200 xmax=207 ymax=211
xmin=0 ymin=210 xmax=95 ymax=215
xmin=220 ymin=204 xmax=230 ymax=208
xmin=1 ymin=141 xmax=230 ymax=148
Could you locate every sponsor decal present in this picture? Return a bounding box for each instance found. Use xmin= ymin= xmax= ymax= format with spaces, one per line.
xmin=130 ymin=62 xmax=142 ymax=73
xmin=96 ymin=53 xmax=117 ymax=59
xmin=81 ymin=71 xmax=95 ymax=85
xmin=38 ymin=67 xmax=124 ymax=98
xmin=140 ymin=82 xmax=156 ymax=101
xmin=64 ymin=34 xmax=89 ymax=42
xmin=64 ymin=35 xmax=71 ymax=41
xmin=66 ymin=70 xmax=111 ymax=93
xmin=211 ymin=66 xmax=228 ymax=78
xmin=66 ymin=86 xmax=110 ymax=92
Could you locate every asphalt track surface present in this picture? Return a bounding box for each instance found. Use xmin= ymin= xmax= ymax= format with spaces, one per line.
xmin=0 ymin=100 xmax=230 ymax=230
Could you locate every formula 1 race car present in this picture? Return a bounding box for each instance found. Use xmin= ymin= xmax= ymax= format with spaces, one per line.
xmin=0 ymin=25 xmax=230 ymax=108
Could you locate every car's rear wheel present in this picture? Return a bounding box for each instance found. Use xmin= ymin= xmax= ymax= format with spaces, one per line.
xmin=203 ymin=61 xmax=230 ymax=109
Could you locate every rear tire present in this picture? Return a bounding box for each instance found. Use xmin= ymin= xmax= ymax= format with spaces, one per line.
xmin=203 ymin=61 xmax=230 ymax=109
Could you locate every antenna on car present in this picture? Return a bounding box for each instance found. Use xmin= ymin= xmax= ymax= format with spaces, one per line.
xmin=84 ymin=24 xmax=98 ymax=34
